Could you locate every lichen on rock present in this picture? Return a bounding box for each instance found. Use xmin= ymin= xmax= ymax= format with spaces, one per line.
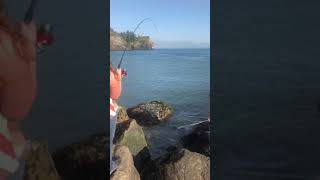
xmin=127 ymin=101 xmax=173 ymax=126
xmin=113 ymin=119 xmax=148 ymax=156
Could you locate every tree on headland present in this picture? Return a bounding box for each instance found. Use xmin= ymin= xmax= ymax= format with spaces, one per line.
xmin=120 ymin=31 xmax=137 ymax=44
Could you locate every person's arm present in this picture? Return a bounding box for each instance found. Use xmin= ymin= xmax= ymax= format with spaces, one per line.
xmin=110 ymin=69 xmax=122 ymax=100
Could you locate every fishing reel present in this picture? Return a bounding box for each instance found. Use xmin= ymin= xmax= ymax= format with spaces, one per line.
xmin=121 ymin=68 xmax=127 ymax=77
xmin=36 ymin=24 xmax=54 ymax=54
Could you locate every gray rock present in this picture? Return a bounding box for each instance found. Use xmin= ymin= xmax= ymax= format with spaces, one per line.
xmin=114 ymin=119 xmax=151 ymax=172
xmin=111 ymin=145 xmax=140 ymax=180
xmin=143 ymin=149 xmax=210 ymax=180
xmin=23 ymin=140 xmax=61 ymax=180
xmin=127 ymin=101 xmax=173 ymax=126
xmin=114 ymin=119 xmax=148 ymax=156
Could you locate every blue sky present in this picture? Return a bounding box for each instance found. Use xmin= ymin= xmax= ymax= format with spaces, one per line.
xmin=110 ymin=0 xmax=210 ymax=48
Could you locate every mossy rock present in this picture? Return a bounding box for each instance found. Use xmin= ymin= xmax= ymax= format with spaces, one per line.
xmin=114 ymin=119 xmax=147 ymax=156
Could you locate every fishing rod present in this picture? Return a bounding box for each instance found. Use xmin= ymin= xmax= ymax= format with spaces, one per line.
xmin=117 ymin=18 xmax=157 ymax=69
xmin=24 ymin=0 xmax=38 ymax=24
xmin=23 ymin=0 xmax=54 ymax=55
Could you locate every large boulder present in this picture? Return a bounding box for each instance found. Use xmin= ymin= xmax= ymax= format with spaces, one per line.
xmin=127 ymin=101 xmax=173 ymax=126
xmin=113 ymin=120 xmax=147 ymax=155
xmin=181 ymin=121 xmax=211 ymax=157
xmin=143 ymin=149 xmax=210 ymax=180
xmin=113 ymin=119 xmax=150 ymax=172
xmin=23 ymin=140 xmax=61 ymax=180
xmin=52 ymin=133 xmax=107 ymax=180
xmin=111 ymin=145 xmax=140 ymax=180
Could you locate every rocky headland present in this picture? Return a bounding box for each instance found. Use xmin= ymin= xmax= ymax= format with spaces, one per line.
xmin=110 ymin=28 xmax=154 ymax=51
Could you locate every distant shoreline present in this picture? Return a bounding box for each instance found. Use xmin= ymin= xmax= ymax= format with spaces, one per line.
xmin=110 ymin=48 xmax=210 ymax=52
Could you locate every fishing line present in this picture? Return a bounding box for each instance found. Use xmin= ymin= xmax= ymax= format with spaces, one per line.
xmin=117 ymin=17 xmax=158 ymax=69
xmin=176 ymin=119 xmax=210 ymax=130
xmin=24 ymin=0 xmax=38 ymax=24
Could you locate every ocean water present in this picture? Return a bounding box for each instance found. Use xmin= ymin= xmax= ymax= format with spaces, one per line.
xmin=214 ymin=1 xmax=320 ymax=179
xmin=111 ymin=49 xmax=210 ymax=158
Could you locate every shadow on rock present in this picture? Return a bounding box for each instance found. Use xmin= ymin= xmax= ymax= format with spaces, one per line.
xmin=181 ymin=121 xmax=211 ymax=157
xmin=52 ymin=133 xmax=107 ymax=180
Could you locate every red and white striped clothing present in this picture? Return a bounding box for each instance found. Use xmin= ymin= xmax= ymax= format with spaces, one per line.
xmin=110 ymin=98 xmax=118 ymax=117
xmin=0 ymin=113 xmax=20 ymax=173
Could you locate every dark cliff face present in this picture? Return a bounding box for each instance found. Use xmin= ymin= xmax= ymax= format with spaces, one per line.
xmin=110 ymin=28 xmax=154 ymax=51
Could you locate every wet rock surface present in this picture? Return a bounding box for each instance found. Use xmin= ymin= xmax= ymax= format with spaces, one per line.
xmin=127 ymin=101 xmax=173 ymax=126
xmin=181 ymin=121 xmax=211 ymax=157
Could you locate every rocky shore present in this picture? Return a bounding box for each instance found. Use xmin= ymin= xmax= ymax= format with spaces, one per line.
xmin=24 ymin=101 xmax=211 ymax=180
